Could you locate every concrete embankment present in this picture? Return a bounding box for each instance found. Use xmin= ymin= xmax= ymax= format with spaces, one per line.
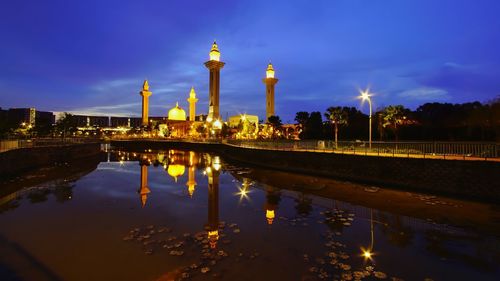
xmin=0 ymin=143 xmax=101 ymax=179
xmin=111 ymin=140 xmax=500 ymax=203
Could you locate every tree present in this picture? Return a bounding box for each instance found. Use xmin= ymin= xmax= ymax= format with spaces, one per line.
xmin=55 ymin=113 xmax=77 ymax=139
xmin=303 ymin=111 xmax=324 ymax=139
xmin=267 ymin=115 xmax=283 ymax=139
xmin=324 ymin=106 xmax=348 ymax=148
xmin=295 ymin=111 xmax=309 ymax=130
xmin=380 ymin=105 xmax=409 ymax=142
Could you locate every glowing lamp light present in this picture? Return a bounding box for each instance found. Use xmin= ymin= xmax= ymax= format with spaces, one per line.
xmin=360 ymin=247 xmax=374 ymax=261
xmin=212 ymin=156 xmax=221 ymax=171
xmin=266 ymin=62 xmax=275 ymax=78
xmin=266 ymin=209 xmax=275 ymax=225
xmin=213 ymin=119 xmax=222 ymax=129
xmin=208 ymin=230 xmax=219 ymax=248
xmin=209 ymin=41 xmax=220 ymax=61
xmin=187 ymin=184 xmax=195 ymax=198
xmin=359 ymin=89 xmax=372 ymax=101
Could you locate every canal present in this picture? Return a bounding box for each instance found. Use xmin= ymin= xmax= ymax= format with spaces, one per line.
xmin=0 ymin=148 xmax=498 ymax=281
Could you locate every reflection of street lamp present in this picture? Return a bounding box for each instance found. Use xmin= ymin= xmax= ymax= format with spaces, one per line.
xmin=359 ymin=89 xmax=373 ymax=149
xmin=361 ymin=208 xmax=375 ymax=262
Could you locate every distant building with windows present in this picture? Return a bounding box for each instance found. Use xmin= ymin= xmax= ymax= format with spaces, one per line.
xmin=0 ymin=107 xmax=55 ymax=127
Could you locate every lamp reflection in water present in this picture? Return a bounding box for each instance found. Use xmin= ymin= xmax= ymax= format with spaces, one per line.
xmin=206 ymin=156 xmax=221 ymax=248
xmin=361 ymin=209 xmax=375 ymax=262
xmin=138 ymin=155 xmax=151 ymax=208
xmin=235 ymin=178 xmax=252 ymax=203
xmin=264 ymin=186 xmax=281 ymax=225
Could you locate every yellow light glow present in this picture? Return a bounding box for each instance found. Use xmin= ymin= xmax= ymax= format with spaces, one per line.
xmin=235 ymin=186 xmax=251 ymax=203
xmin=208 ymin=230 xmax=219 ymax=248
xmin=266 ymin=62 xmax=275 ymax=78
xmin=359 ymin=89 xmax=372 ymax=101
xmin=209 ymin=41 xmax=220 ymax=61
xmin=360 ymin=247 xmax=374 ymax=261
xmin=168 ymin=102 xmax=187 ymax=121
xmin=189 ymin=87 xmax=197 ymax=99
xmin=206 ymin=115 xmax=213 ymax=123
xmin=167 ymin=164 xmax=185 ymax=182
xmin=143 ymin=80 xmax=149 ymax=91
xmin=187 ymin=184 xmax=195 ymax=197
xmin=213 ymin=119 xmax=222 ymax=129
xmin=266 ymin=209 xmax=275 ymax=225
xmin=212 ymin=156 xmax=221 ymax=171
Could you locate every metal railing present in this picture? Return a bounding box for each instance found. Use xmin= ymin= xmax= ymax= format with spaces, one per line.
xmin=0 ymin=137 xmax=101 ymax=153
xmin=226 ymin=140 xmax=500 ymax=161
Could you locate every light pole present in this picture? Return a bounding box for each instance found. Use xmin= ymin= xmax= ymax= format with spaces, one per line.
xmin=359 ymin=89 xmax=373 ymax=149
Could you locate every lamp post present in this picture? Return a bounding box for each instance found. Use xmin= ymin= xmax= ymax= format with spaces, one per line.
xmin=359 ymin=89 xmax=373 ymax=149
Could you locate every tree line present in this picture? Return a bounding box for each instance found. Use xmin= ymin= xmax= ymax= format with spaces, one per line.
xmin=283 ymin=98 xmax=500 ymax=142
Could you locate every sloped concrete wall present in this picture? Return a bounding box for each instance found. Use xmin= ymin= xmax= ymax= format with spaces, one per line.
xmin=0 ymin=143 xmax=101 ymax=178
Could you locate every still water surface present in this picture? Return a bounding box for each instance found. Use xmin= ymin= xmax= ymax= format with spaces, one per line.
xmin=0 ymin=149 xmax=498 ymax=281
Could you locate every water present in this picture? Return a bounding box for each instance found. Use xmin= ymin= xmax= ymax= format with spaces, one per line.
xmin=0 ymin=149 xmax=498 ymax=281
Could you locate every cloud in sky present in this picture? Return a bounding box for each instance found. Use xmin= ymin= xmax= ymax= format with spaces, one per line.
xmin=398 ymin=87 xmax=450 ymax=101
xmin=1 ymin=0 xmax=500 ymax=121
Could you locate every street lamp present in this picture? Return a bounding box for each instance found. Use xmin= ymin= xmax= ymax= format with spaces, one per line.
xmin=359 ymin=89 xmax=373 ymax=149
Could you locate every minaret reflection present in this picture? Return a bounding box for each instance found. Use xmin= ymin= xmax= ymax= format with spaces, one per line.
xmin=264 ymin=186 xmax=281 ymax=225
xmin=206 ymin=155 xmax=221 ymax=248
xmin=138 ymin=155 xmax=151 ymax=208
xmin=186 ymin=152 xmax=198 ymax=198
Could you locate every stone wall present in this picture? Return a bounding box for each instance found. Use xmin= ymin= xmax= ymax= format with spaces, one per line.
xmin=111 ymin=140 xmax=500 ymax=203
xmin=0 ymin=143 xmax=101 ymax=179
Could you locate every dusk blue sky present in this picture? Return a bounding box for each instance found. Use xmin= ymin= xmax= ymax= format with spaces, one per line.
xmin=1 ymin=0 xmax=499 ymax=122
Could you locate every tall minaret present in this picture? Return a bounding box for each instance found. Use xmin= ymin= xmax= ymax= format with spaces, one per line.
xmin=187 ymin=87 xmax=198 ymax=122
xmin=262 ymin=62 xmax=279 ymax=120
xmin=204 ymin=41 xmax=225 ymax=121
xmin=139 ymin=80 xmax=152 ymax=126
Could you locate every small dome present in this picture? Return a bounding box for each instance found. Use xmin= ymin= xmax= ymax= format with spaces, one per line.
xmin=168 ymin=102 xmax=186 ymax=121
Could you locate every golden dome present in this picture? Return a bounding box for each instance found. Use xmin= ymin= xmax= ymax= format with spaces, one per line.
xmin=168 ymin=102 xmax=187 ymax=121
xmin=167 ymin=164 xmax=185 ymax=182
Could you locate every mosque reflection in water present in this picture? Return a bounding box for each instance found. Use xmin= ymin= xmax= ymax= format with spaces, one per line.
xmin=131 ymin=149 xmax=276 ymax=249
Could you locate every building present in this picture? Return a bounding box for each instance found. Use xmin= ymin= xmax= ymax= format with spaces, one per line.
xmin=73 ymin=115 xmax=109 ymax=127
xmin=110 ymin=117 xmax=142 ymax=128
xmin=228 ymin=114 xmax=259 ymax=139
xmin=228 ymin=114 xmax=259 ymax=128
xmin=1 ymin=108 xmax=55 ymax=128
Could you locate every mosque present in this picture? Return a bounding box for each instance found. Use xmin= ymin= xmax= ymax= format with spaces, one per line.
xmin=137 ymin=41 xmax=280 ymax=139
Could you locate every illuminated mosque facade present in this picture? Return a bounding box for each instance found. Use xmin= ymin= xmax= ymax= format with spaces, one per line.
xmin=136 ymin=41 xmax=281 ymax=139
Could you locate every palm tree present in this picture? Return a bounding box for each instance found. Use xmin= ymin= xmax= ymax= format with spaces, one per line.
xmin=267 ymin=115 xmax=283 ymax=139
xmin=380 ymin=105 xmax=409 ymax=142
xmin=324 ymin=107 xmax=348 ymax=148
